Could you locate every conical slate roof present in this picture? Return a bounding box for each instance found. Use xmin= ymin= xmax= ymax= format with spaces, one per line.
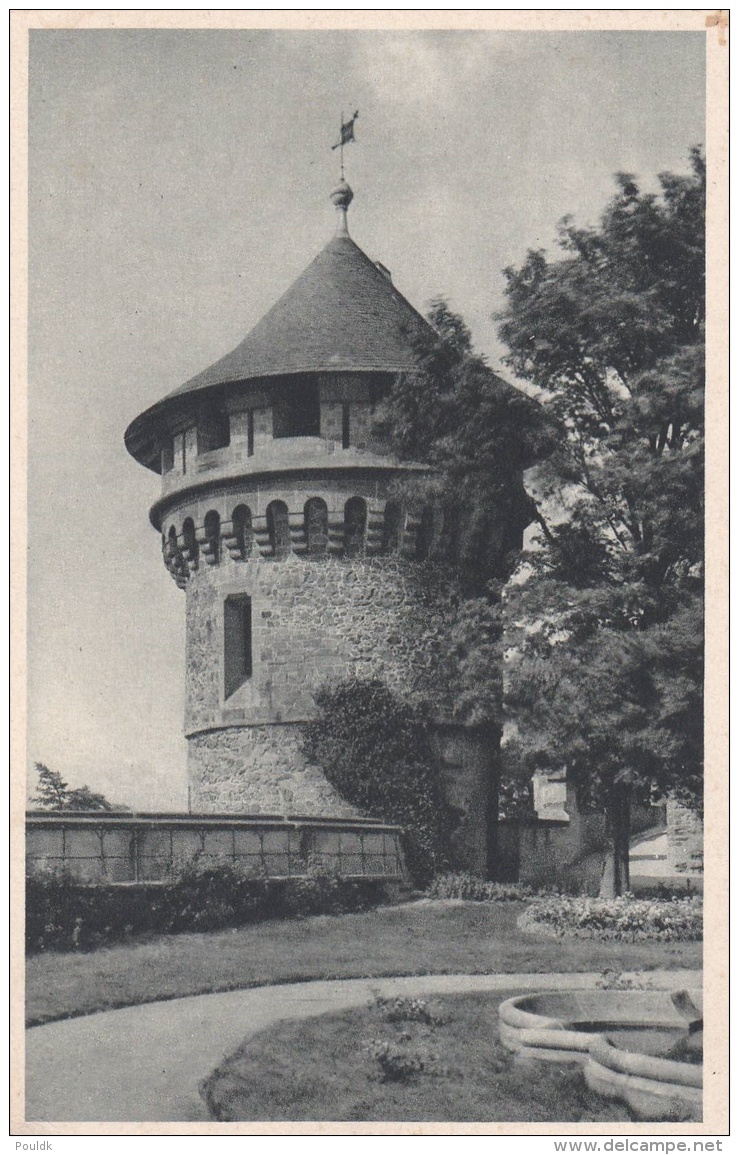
xmin=125 ymin=228 xmax=434 ymax=469
xmin=171 ymin=234 xmax=432 ymax=397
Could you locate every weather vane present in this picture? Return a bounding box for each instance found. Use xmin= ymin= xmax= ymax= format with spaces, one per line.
xmin=332 ymin=110 xmax=359 ymax=180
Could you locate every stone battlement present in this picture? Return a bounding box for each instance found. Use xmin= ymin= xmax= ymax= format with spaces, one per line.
xmin=161 ymin=494 xmax=441 ymax=588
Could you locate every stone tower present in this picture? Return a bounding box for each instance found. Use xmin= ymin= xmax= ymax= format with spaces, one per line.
xmin=125 ymin=180 xmax=533 ymax=874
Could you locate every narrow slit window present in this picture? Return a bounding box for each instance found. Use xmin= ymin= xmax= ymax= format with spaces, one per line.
xmin=247 ymin=410 xmax=255 ymax=457
xmin=382 ymin=501 xmax=403 ymax=554
xmin=161 ymin=439 xmax=174 ymax=474
xmin=344 ymin=497 xmax=367 ymax=557
xmin=204 ymin=511 xmax=221 ymax=563
xmin=305 ymin=497 xmax=328 ymax=555
xmin=232 ymin=505 xmax=252 ymax=560
xmin=182 ymin=518 xmax=198 ymax=565
xmin=224 ymin=595 xmax=252 ymax=698
xmin=342 ymin=404 xmax=351 ymax=449
xmin=167 ymin=525 xmax=181 ymax=567
xmin=266 ymin=500 xmax=291 ymax=558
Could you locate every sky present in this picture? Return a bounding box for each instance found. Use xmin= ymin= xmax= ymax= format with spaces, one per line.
xmin=27 ymin=29 xmax=706 ymax=810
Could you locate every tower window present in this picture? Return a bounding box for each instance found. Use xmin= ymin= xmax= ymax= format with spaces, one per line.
xmin=247 ymin=410 xmax=255 ymax=457
xmin=182 ymin=517 xmax=198 ymax=565
xmin=272 ymin=377 xmax=320 ymax=438
xmin=342 ymin=404 xmax=351 ymax=449
xmin=344 ymin=497 xmax=367 ymax=557
xmin=305 ymin=497 xmax=328 ymax=555
xmin=197 ymin=405 xmax=230 ymax=454
xmin=167 ymin=525 xmax=181 ymax=566
xmin=224 ymin=595 xmax=252 ymax=698
xmin=232 ymin=505 xmax=252 ymax=560
xmin=382 ymin=501 xmax=403 ymax=554
xmin=161 ymin=438 xmax=174 ymax=473
xmin=204 ymin=510 xmax=221 ymax=563
xmin=266 ymin=500 xmax=291 ymax=558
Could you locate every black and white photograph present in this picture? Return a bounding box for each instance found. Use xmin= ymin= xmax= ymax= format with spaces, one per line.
xmin=14 ymin=10 xmax=727 ymax=1136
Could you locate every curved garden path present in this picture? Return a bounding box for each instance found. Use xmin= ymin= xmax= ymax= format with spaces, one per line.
xmin=24 ymin=969 xmax=700 ymax=1123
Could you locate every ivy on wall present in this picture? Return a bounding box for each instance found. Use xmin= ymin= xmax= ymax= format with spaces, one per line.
xmin=301 ymin=678 xmax=456 ymax=885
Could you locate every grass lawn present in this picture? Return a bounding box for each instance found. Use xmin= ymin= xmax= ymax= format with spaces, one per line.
xmin=200 ymin=990 xmax=635 ymax=1123
xmin=26 ymin=900 xmax=701 ymax=1027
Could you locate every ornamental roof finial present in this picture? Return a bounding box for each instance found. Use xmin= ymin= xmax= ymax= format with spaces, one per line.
xmin=329 ymin=179 xmax=354 ymax=236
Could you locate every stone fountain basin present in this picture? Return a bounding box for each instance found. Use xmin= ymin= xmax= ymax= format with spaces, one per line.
xmin=498 ymin=989 xmax=702 ymax=1121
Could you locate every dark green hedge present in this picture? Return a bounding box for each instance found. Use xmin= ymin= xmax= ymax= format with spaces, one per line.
xmin=26 ymin=860 xmax=392 ymax=953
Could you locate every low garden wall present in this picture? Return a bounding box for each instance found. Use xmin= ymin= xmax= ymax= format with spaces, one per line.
xmin=25 ymin=811 xmax=404 ymax=883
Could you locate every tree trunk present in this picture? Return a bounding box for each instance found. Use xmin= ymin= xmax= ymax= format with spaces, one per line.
xmin=599 ymin=785 xmax=631 ymax=898
xmin=484 ymin=725 xmax=503 ymax=881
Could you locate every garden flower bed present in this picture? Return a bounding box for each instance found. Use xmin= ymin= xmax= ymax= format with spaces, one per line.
xmin=200 ymin=991 xmax=634 ymax=1123
xmin=518 ymin=895 xmax=703 ymax=943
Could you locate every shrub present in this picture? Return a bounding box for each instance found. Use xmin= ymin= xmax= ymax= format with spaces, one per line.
xmin=302 ymin=678 xmax=457 ymax=885
xmin=277 ymin=857 xmax=373 ymax=919
xmin=162 ymin=859 xmax=256 ymax=932
xmin=630 ymin=880 xmax=703 ymax=900
xmin=374 ymin=996 xmax=442 ymax=1026
xmin=25 ymin=859 xmax=390 ymax=953
xmin=365 ymin=1038 xmax=438 ymax=1083
xmin=26 ymin=871 xmax=171 ymax=952
xmin=427 ymin=872 xmax=552 ymax=901
xmin=518 ymin=894 xmax=703 ymax=942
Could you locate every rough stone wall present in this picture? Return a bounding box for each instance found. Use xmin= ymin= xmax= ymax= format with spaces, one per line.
xmin=188 ymin=724 xmax=359 ymax=817
xmin=184 ymin=550 xmax=497 ymax=868
xmin=185 ymin=575 xmax=221 ymax=733
xmin=666 ymin=798 xmax=704 ymax=873
xmin=430 ymin=727 xmax=498 ymax=876
xmin=520 ymin=817 xmax=607 ymax=887
xmin=184 ymin=552 xmax=461 ymax=734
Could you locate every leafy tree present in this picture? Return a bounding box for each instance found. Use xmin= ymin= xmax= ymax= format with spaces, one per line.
xmin=31 ymin=762 xmax=124 ymax=812
xmin=374 ymin=297 xmax=551 ymax=596
xmin=370 ymin=152 xmax=704 ymax=893
xmin=497 ymin=150 xmax=705 ymax=894
xmin=368 ymin=312 xmax=555 ymax=873
xmin=301 ymin=679 xmax=456 ymax=885
xmin=31 ymin=764 xmax=70 ymax=810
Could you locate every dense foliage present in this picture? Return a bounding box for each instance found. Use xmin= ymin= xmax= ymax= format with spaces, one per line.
xmin=368 ymin=301 xmax=553 ymax=819
xmin=374 ymin=995 xmax=443 ymax=1026
xmin=374 ymin=298 xmax=551 ymax=594
xmin=26 ymin=859 xmax=389 ymax=953
xmin=427 ymin=873 xmax=550 ymax=902
xmin=301 ymin=678 xmax=455 ymax=885
xmin=30 ymin=762 xmax=125 ymax=812
xmin=518 ymin=894 xmax=703 ymax=942
xmin=497 ymin=151 xmax=705 ymax=893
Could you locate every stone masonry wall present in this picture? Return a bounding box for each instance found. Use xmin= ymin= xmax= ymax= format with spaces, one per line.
xmin=184 ymin=552 xmax=461 ymax=734
xmin=430 ymin=727 xmax=498 ymax=876
xmin=184 ymin=551 xmax=497 ymax=868
xmin=666 ymin=798 xmax=704 ymax=874
xmin=188 ymin=724 xmax=359 ymax=817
